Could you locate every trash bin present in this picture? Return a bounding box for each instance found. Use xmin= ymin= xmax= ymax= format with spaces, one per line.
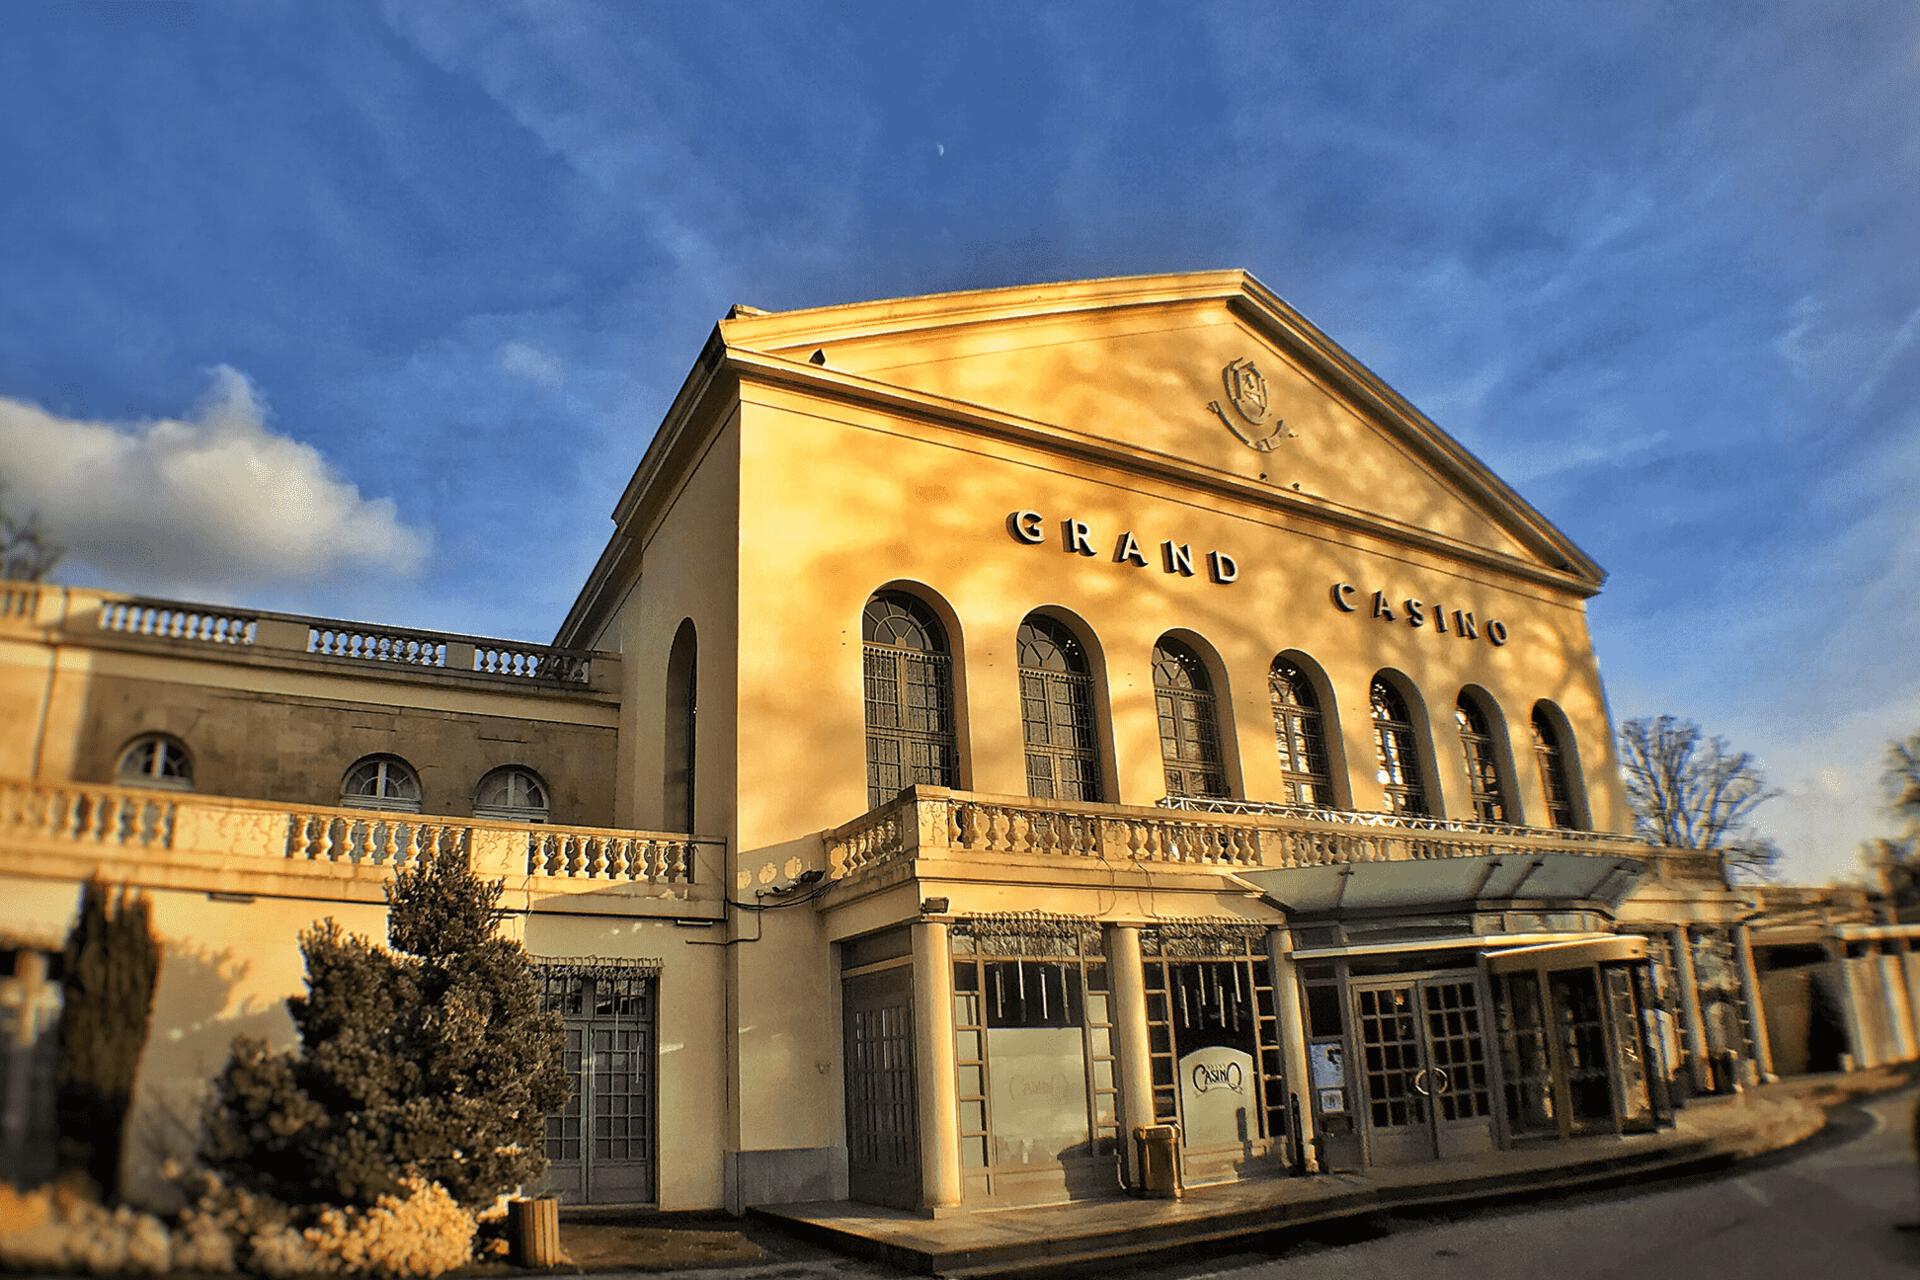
xmin=1133 ymin=1123 xmax=1183 ymax=1199
xmin=507 ymin=1196 xmax=563 ymax=1267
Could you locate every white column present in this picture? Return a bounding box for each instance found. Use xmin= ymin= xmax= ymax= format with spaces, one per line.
xmin=1733 ymin=925 xmax=1775 ymax=1082
xmin=1668 ymin=927 xmax=1712 ymax=1093
xmin=1106 ymin=925 xmax=1157 ymax=1190
xmin=1267 ymin=928 xmax=1318 ymax=1173
xmin=911 ymin=920 xmax=963 ymax=1211
xmin=1878 ymin=948 xmax=1916 ymax=1062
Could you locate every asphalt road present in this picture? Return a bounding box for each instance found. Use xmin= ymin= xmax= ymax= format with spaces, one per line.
xmin=1128 ymin=1087 xmax=1920 ymax=1280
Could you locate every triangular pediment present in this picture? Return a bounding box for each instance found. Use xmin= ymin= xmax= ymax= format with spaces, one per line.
xmin=719 ymin=271 xmax=1602 ymax=589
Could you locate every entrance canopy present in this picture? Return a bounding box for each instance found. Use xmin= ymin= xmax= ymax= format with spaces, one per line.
xmin=1482 ymin=934 xmax=1647 ymax=973
xmin=1236 ymin=852 xmax=1648 ymax=915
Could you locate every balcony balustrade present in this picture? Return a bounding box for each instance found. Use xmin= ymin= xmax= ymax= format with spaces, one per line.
xmin=0 ymin=777 xmax=722 ymax=918
xmin=0 ymin=577 xmax=614 ymax=693
xmin=824 ymin=785 xmax=1725 ymax=889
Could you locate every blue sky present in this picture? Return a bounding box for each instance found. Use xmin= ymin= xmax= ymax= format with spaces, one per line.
xmin=2 ymin=3 xmax=1915 ymax=882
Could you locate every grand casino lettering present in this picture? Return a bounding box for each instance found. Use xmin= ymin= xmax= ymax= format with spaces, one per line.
xmin=1331 ymin=580 xmax=1510 ymax=647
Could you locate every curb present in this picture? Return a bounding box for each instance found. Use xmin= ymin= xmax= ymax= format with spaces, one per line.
xmin=752 ymin=1085 xmax=1880 ymax=1277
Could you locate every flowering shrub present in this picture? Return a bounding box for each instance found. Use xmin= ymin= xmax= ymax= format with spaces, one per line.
xmin=300 ymin=1180 xmax=476 ymax=1278
xmin=0 ymin=1173 xmax=478 ymax=1279
xmin=0 ymin=1182 xmax=173 ymax=1276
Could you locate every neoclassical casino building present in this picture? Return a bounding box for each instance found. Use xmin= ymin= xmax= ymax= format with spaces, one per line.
xmin=2 ymin=271 xmax=1914 ymax=1214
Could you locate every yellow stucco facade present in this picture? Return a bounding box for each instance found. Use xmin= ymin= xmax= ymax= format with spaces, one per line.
xmin=8 ymin=271 xmax=1867 ymax=1217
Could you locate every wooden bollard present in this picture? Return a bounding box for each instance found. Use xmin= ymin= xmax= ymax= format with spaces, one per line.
xmin=507 ymin=1197 xmax=562 ymax=1268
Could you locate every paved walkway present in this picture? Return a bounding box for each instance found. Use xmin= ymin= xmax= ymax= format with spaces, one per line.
xmin=750 ymin=1069 xmax=1911 ymax=1276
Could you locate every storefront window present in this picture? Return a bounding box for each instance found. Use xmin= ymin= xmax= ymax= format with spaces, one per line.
xmin=951 ymin=928 xmax=1118 ymax=1186
xmin=1140 ymin=928 xmax=1289 ymax=1156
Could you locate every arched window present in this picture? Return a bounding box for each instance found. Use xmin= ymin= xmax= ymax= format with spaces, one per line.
xmin=1370 ymin=677 xmax=1430 ymax=816
xmin=474 ymin=766 xmax=549 ymax=823
xmin=1153 ymin=637 xmax=1229 ymax=799
xmin=1455 ymin=692 xmax=1508 ymax=824
xmin=862 ymin=591 xmax=958 ymax=808
xmin=665 ymin=620 xmax=697 ymax=833
xmin=115 ymin=733 xmax=192 ymax=790
xmin=1270 ymin=658 xmax=1335 ymax=807
xmin=1531 ymin=706 xmax=1580 ymax=829
xmin=1017 ymin=614 xmax=1102 ymax=802
xmin=341 ymin=755 xmax=422 ymax=813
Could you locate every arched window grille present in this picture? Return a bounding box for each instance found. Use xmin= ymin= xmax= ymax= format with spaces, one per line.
xmin=115 ymin=733 xmax=193 ymax=790
xmin=1455 ymin=693 xmax=1508 ymax=824
xmin=862 ymin=592 xmax=958 ymax=808
xmin=1370 ymin=678 xmax=1430 ymax=816
xmin=340 ymin=755 xmax=422 ymax=814
xmin=1017 ymin=614 xmax=1102 ymax=802
xmin=1269 ymin=659 xmax=1335 ymax=807
xmin=1153 ymin=638 xmax=1228 ymax=799
xmin=1531 ymin=707 xmax=1580 ymax=829
xmin=474 ymin=766 xmax=549 ymax=823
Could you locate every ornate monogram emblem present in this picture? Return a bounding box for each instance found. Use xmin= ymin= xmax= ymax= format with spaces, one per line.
xmin=1207 ymin=357 xmax=1289 ymax=452
xmin=1223 ymin=357 xmax=1269 ymax=424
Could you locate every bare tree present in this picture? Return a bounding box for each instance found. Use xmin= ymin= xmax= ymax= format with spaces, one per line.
xmin=0 ymin=483 xmax=63 ymax=581
xmin=1864 ymin=733 xmax=1920 ymax=914
xmin=1617 ymin=714 xmax=1781 ymax=880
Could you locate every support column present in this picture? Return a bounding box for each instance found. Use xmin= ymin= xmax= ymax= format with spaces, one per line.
xmin=1878 ymin=947 xmax=1917 ymax=1062
xmin=910 ymin=920 xmax=963 ymax=1213
xmin=1827 ymin=938 xmax=1869 ymax=1071
xmin=1668 ymin=926 xmax=1712 ymax=1094
xmin=1106 ymin=924 xmax=1157 ymax=1191
xmin=1732 ymin=925 xmax=1775 ymax=1082
xmin=1267 ymin=928 xmax=1318 ymax=1174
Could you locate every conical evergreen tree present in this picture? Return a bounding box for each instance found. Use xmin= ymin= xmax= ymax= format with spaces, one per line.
xmin=204 ymin=847 xmax=569 ymax=1209
xmin=55 ymin=879 xmax=161 ymax=1201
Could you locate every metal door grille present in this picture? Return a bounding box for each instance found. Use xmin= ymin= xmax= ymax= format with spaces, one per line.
xmin=1356 ymin=985 xmax=1427 ymax=1129
xmin=539 ymin=969 xmax=655 ymax=1204
xmin=1421 ymin=979 xmax=1492 ymax=1121
xmin=843 ymin=968 xmax=919 ymax=1207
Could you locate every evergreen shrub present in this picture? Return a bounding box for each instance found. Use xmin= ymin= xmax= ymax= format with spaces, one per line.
xmin=203 ymin=846 xmax=570 ymax=1212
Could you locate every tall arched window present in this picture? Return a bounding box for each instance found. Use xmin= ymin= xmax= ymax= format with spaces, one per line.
xmin=1531 ymin=706 xmax=1580 ymax=829
xmin=116 ymin=733 xmax=193 ymax=790
xmin=341 ymin=754 xmax=422 ymax=813
xmin=1455 ymin=692 xmax=1508 ymax=824
xmin=665 ymin=620 xmax=698 ymax=833
xmin=1370 ymin=677 xmax=1430 ymax=816
xmin=1017 ymin=614 xmax=1102 ymax=802
xmin=862 ymin=591 xmax=958 ymax=808
xmin=1269 ymin=658 xmax=1335 ymax=807
xmin=474 ymin=766 xmax=549 ymax=823
xmin=1153 ymin=637 xmax=1228 ymax=799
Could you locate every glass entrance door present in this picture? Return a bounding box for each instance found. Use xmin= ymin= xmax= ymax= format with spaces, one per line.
xmin=1351 ymin=972 xmax=1495 ymax=1164
xmin=538 ymin=970 xmax=656 ymax=1205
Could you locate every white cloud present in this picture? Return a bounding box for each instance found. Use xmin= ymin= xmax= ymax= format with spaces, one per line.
xmin=0 ymin=366 xmax=430 ymax=597
xmin=497 ymin=339 xmax=566 ymax=387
